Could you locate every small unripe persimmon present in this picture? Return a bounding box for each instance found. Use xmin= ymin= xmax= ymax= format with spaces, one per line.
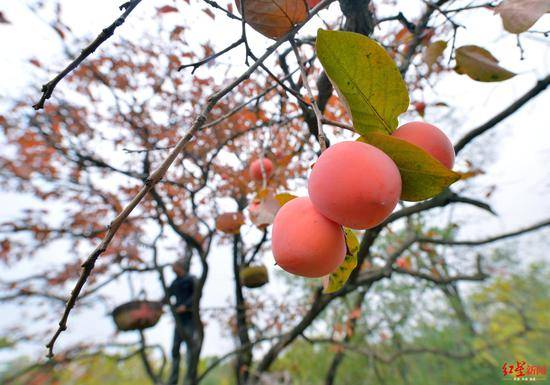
xmin=308 ymin=141 xmax=402 ymax=230
xmin=249 ymin=158 xmax=273 ymax=181
xmin=272 ymin=197 xmax=346 ymax=278
xmin=392 ymin=121 xmax=455 ymax=169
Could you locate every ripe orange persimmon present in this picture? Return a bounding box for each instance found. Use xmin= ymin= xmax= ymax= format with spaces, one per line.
xmin=308 ymin=141 xmax=402 ymax=230
xmin=272 ymin=197 xmax=346 ymax=278
xmin=249 ymin=158 xmax=273 ymax=182
xmin=392 ymin=121 xmax=455 ymax=169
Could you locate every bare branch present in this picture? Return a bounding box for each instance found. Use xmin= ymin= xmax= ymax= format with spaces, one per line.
xmin=201 ymin=0 xmax=242 ymax=20
xmin=197 ymin=335 xmax=282 ymax=383
xmin=454 ymin=74 xmax=550 ymax=154
xmin=376 ymin=12 xmax=416 ymax=32
xmin=33 ymin=0 xmax=144 ymax=110
xmin=321 ymin=118 xmax=355 ymax=132
xmin=325 ymin=290 xmax=367 ymax=385
xmin=394 ymin=266 xmax=487 ymax=285
xmin=179 ymin=38 xmax=245 ymax=73
xmin=399 ymin=0 xmax=451 ymax=75
xmin=417 ymin=218 xmax=550 ymax=246
xmin=383 ymin=190 xmax=495 ymax=226
xmin=0 ymin=289 xmax=67 ymax=304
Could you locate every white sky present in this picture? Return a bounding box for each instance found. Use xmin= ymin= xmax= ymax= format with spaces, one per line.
xmin=0 ymin=0 xmax=549 ymax=366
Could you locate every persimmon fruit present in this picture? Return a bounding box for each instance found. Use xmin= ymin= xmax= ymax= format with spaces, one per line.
xmin=392 ymin=121 xmax=455 ymax=169
xmin=249 ymin=158 xmax=274 ymax=181
xmin=308 ymin=141 xmax=402 ymax=230
xmin=272 ymin=197 xmax=346 ymax=278
xmin=216 ymin=212 xmax=245 ymax=234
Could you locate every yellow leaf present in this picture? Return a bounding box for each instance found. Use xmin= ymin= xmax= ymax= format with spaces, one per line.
xmin=275 ymin=192 xmax=298 ymax=206
xmin=454 ymin=45 xmax=516 ymax=82
xmin=324 ymin=228 xmax=359 ymax=294
xmin=423 ymin=40 xmax=447 ymax=69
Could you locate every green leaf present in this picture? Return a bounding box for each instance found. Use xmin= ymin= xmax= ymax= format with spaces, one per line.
xmin=324 ymin=228 xmax=359 ymax=294
xmin=316 ymin=29 xmax=409 ymax=135
xmin=454 ymin=45 xmax=516 ymax=82
xmin=359 ymin=132 xmax=461 ymax=202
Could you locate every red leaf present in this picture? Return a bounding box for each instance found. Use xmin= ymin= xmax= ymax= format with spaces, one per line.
xmin=157 ymin=5 xmax=179 ymax=14
xmin=53 ymin=25 xmax=65 ymax=40
xmin=29 ymin=59 xmax=42 ymax=68
xmin=235 ymin=0 xmax=308 ymax=39
xmin=203 ymin=8 xmax=216 ymax=19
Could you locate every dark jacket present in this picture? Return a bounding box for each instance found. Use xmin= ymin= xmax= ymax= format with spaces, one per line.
xmin=168 ymin=275 xmax=195 ymax=321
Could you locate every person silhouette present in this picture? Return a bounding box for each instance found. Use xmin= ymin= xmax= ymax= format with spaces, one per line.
xmin=166 ymin=256 xmax=195 ymax=385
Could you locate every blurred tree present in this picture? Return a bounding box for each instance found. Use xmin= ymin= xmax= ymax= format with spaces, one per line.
xmin=271 ymin=261 xmax=550 ymax=385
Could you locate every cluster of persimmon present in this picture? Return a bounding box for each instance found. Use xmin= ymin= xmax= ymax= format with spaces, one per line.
xmin=272 ymin=121 xmax=455 ymax=278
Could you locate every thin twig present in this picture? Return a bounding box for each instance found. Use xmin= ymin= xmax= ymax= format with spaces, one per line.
xmin=454 ymin=74 xmax=550 ymax=154
xmin=417 ymin=218 xmax=550 ymax=246
xmin=201 ymin=0 xmax=241 ymax=20
xmin=179 ymin=38 xmax=245 ymax=73
xmin=290 ymin=39 xmax=327 ymax=151
xmin=33 ymin=0 xmax=143 ymax=110
xmin=399 ymin=0 xmax=451 ymax=75
xmin=376 ymin=12 xmax=416 ymax=32
xmin=321 ymin=118 xmax=355 ymax=132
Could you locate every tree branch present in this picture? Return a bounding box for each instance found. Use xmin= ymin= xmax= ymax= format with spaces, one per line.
xmin=33 ymin=0 xmax=144 ymax=110
xmin=417 ymin=218 xmax=550 ymax=246
xmin=399 ymin=0 xmax=451 ymax=75
xmin=454 ymin=74 xmax=550 ymax=154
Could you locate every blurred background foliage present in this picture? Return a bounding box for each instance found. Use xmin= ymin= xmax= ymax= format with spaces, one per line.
xmin=2 ymin=257 xmax=548 ymax=384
